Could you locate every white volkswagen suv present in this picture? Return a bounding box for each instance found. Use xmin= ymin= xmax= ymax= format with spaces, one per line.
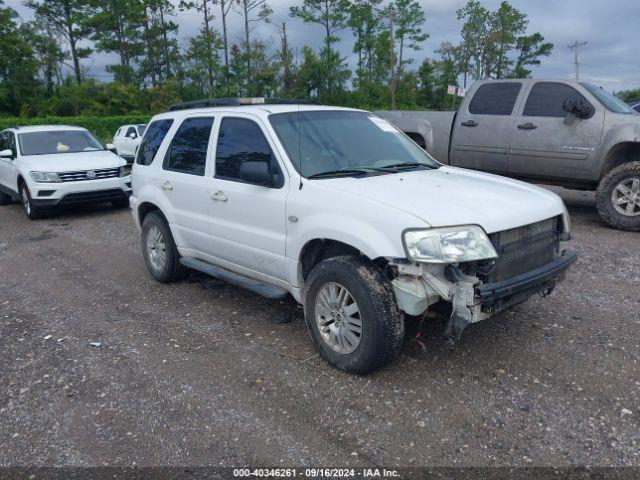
xmin=0 ymin=125 xmax=131 ymax=219
xmin=130 ymin=99 xmax=576 ymax=374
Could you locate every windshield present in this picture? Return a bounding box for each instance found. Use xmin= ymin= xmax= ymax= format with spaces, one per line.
xmin=137 ymin=124 xmax=147 ymax=136
xmin=581 ymin=83 xmax=636 ymax=114
xmin=269 ymin=110 xmax=438 ymax=178
xmin=18 ymin=130 xmax=104 ymax=156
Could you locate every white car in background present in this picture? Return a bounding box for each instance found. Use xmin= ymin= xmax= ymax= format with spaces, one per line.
xmin=0 ymin=125 xmax=131 ymax=219
xmin=113 ymin=124 xmax=147 ymax=162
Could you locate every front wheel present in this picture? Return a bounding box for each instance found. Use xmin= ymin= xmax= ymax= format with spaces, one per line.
xmin=303 ymin=255 xmax=405 ymax=374
xmin=596 ymin=161 xmax=640 ymax=231
xmin=19 ymin=183 xmax=43 ymax=220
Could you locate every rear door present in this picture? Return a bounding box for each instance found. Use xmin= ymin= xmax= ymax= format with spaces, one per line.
xmin=205 ymin=114 xmax=289 ymax=281
xmin=451 ymin=81 xmax=523 ymax=174
xmin=158 ymin=116 xmax=216 ymax=255
xmin=508 ymin=81 xmax=604 ymax=180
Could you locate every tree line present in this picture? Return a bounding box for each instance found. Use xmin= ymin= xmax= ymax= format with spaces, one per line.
xmin=0 ymin=0 xmax=558 ymax=117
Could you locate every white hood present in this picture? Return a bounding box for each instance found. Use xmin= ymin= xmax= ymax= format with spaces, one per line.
xmin=21 ymin=150 xmax=125 ymax=172
xmin=317 ymin=166 xmax=566 ymax=234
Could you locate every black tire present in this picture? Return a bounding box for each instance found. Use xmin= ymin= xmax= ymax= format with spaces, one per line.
xmin=0 ymin=190 xmax=12 ymax=206
xmin=18 ymin=182 xmax=43 ymax=220
xmin=303 ymin=255 xmax=405 ymax=374
xmin=141 ymin=211 xmax=186 ymax=282
xmin=596 ymin=161 xmax=640 ymax=231
xmin=111 ymin=198 xmax=130 ymax=209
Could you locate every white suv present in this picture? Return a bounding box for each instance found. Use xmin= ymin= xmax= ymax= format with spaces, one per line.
xmin=130 ymin=100 xmax=576 ymax=374
xmin=113 ymin=124 xmax=147 ymax=162
xmin=0 ymin=125 xmax=131 ymax=219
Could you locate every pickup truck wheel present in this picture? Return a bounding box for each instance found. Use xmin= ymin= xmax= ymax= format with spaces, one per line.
xmin=596 ymin=161 xmax=640 ymax=231
xmin=141 ymin=211 xmax=186 ymax=282
xmin=303 ymin=255 xmax=404 ymax=374
xmin=19 ymin=183 xmax=43 ymax=220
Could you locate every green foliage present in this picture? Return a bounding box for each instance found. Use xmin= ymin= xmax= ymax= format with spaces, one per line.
xmin=0 ymin=115 xmax=150 ymax=143
xmin=0 ymin=0 xmax=556 ymax=115
xmin=616 ymin=89 xmax=640 ymax=103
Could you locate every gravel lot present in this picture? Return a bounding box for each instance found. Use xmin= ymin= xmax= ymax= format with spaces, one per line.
xmin=0 ymin=187 xmax=638 ymax=468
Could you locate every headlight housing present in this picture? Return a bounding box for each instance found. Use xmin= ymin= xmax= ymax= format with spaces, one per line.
xmin=118 ymin=166 xmax=130 ymax=177
xmin=30 ymin=171 xmax=61 ymax=183
xmin=403 ymin=225 xmax=498 ymax=263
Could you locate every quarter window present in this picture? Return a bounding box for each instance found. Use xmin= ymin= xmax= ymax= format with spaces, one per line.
xmin=136 ymin=119 xmax=174 ymax=166
xmin=215 ymin=118 xmax=277 ymax=182
xmin=524 ymin=82 xmax=591 ymax=117
xmin=468 ymin=82 xmax=522 ymax=115
xmin=163 ymin=117 xmax=214 ymax=176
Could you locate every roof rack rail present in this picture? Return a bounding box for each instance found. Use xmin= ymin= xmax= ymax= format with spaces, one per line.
xmin=167 ymin=97 xmax=319 ymax=111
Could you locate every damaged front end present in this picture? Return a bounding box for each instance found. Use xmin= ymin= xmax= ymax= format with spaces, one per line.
xmin=392 ymin=216 xmax=577 ymax=345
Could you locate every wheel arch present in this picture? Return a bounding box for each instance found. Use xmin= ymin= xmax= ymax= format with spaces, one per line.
xmin=297 ymin=238 xmax=389 ymax=287
xmin=601 ymin=142 xmax=640 ymax=177
xmin=138 ymin=201 xmax=167 ymax=225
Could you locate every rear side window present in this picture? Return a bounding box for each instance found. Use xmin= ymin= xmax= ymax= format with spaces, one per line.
xmin=136 ymin=119 xmax=173 ymax=166
xmin=468 ymin=82 xmax=522 ymax=115
xmin=125 ymin=126 xmax=137 ymax=137
xmin=523 ymin=82 xmax=590 ymax=117
xmin=215 ymin=117 xmax=275 ymax=181
xmin=0 ymin=132 xmax=15 ymax=156
xmin=163 ymin=117 xmax=214 ymax=176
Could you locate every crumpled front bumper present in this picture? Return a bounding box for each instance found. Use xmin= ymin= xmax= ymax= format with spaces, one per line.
xmin=476 ymin=249 xmax=577 ymax=311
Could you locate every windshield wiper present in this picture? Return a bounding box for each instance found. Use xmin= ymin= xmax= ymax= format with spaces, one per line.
xmin=307 ymin=168 xmax=376 ymax=179
xmin=379 ymin=162 xmax=439 ymax=171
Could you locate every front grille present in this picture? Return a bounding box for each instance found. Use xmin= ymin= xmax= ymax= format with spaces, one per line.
xmin=58 ymin=188 xmax=127 ymax=205
xmin=58 ymin=168 xmax=120 ymax=182
xmin=479 ymin=216 xmax=561 ymax=283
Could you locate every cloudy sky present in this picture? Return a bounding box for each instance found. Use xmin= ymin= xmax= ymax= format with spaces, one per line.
xmin=6 ymin=0 xmax=640 ymax=93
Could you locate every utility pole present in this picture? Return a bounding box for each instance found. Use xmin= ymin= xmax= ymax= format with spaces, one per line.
xmin=568 ymin=40 xmax=588 ymax=80
xmin=388 ymin=7 xmax=396 ymax=110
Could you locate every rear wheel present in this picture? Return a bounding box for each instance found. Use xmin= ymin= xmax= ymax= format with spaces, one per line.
xmin=19 ymin=182 xmax=43 ymax=220
xmin=303 ymin=255 xmax=404 ymax=374
xmin=141 ymin=211 xmax=186 ymax=282
xmin=596 ymin=161 xmax=640 ymax=231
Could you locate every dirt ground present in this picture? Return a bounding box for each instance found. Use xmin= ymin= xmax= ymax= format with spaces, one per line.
xmin=0 ymin=186 xmax=638 ymax=468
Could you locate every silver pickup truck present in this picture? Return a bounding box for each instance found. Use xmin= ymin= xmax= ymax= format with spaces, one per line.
xmin=378 ymin=79 xmax=640 ymax=231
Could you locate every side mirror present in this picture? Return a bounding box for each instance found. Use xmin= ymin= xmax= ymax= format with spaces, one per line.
xmin=562 ymin=98 xmax=594 ymax=119
xmin=105 ymin=143 xmax=117 ymax=154
xmin=239 ymin=161 xmax=274 ymax=187
xmin=0 ymin=149 xmax=14 ymax=159
xmin=127 ymin=132 xmax=137 ymax=139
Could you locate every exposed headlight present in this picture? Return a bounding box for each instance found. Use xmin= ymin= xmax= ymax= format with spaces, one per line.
xmin=30 ymin=171 xmax=61 ymax=183
xmin=403 ymin=225 xmax=498 ymax=263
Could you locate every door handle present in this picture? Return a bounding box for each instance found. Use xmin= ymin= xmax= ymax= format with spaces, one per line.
xmin=210 ymin=191 xmax=228 ymax=202
xmin=161 ymin=181 xmax=173 ymax=191
xmin=460 ymin=120 xmax=478 ymax=127
xmin=517 ymin=122 xmax=537 ymax=130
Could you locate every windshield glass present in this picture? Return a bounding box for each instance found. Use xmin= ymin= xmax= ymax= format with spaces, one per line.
xmin=137 ymin=124 xmax=147 ymax=136
xmin=581 ymin=83 xmax=636 ymax=114
xmin=269 ymin=110 xmax=438 ymax=178
xmin=18 ymin=130 xmax=104 ymax=156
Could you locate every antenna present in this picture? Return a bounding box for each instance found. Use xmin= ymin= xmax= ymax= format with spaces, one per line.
xmin=568 ymin=40 xmax=588 ymax=80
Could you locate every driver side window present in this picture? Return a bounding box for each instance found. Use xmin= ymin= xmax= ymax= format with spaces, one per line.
xmin=523 ymin=82 xmax=591 ymax=118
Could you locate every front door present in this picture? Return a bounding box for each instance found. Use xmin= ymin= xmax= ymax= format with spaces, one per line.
xmin=205 ymin=115 xmax=289 ymax=281
xmin=158 ymin=116 xmax=215 ymax=255
xmin=451 ymin=81 xmax=523 ymax=174
xmin=508 ymin=81 xmax=604 ymax=181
